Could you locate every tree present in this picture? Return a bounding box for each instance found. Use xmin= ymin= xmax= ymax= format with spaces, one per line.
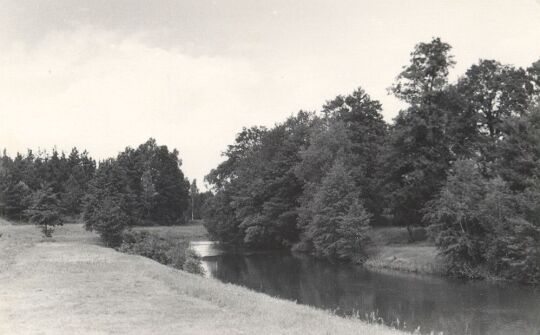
xmin=136 ymin=139 xmax=190 ymax=224
xmin=2 ymin=181 xmax=31 ymax=220
xmin=189 ymin=179 xmax=199 ymax=221
xmin=423 ymin=159 xmax=489 ymax=277
xmin=319 ymin=88 xmax=388 ymax=222
xmin=391 ymin=37 xmax=455 ymax=106
xmin=296 ymin=120 xmax=351 ymax=233
xmin=83 ymin=158 xmax=134 ymax=245
xmin=62 ymin=174 xmax=83 ymax=214
xmin=482 ymin=179 xmax=540 ymax=283
xmin=494 ymin=104 xmax=540 ymax=191
xmin=304 ymin=160 xmax=371 ymax=261
xmin=386 ymin=37 xmax=457 ymax=231
xmin=140 ymin=167 xmax=157 ymax=218
xmin=205 ymin=112 xmax=314 ymax=248
xmin=425 ymin=159 xmax=540 ymax=282
xmin=458 ymin=60 xmax=534 ymax=139
xmin=457 ymin=60 xmax=537 ymax=176
xmin=25 ymin=187 xmax=63 ymax=238
xmin=85 ymin=195 xmax=128 ymax=247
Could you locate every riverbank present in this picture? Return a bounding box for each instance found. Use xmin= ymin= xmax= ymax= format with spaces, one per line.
xmin=365 ymin=245 xmax=444 ymax=275
xmin=134 ymin=223 xmax=445 ymax=276
xmin=0 ymin=222 xmax=404 ymax=335
xmin=364 ymin=227 xmax=444 ymax=275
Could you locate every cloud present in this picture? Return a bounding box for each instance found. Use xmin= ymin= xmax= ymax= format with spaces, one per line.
xmin=0 ymin=28 xmax=262 ymax=184
xmin=0 ymin=27 xmax=406 ymax=185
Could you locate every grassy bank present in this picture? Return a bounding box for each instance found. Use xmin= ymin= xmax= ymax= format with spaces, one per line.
xmin=0 ymin=222 xmax=404 ymax=335
xmin=134 ymin=221 xmax=208 ymax=241
xmin=365 ymin=227 xmax=444 ymax=275
xmin=365 ymin=245 xmax=444 ymax=275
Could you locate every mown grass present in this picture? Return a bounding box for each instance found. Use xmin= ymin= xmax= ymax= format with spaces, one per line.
xmin=365 ymin=245 xmax=444 ymax=275
xmin=0 ymin=220 xmax=99 ymax=275
xmin=365 ymin=227 xmax=444 ymax=275
xmin=133 ymin=221 xmax=208 ymax=241
xmin=0 ymin=222 xmax=406 ymax=335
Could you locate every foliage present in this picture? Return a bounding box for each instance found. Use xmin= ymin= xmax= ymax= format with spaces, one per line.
xmin=119 ymin=230 xmax=204 ymax=275
xmin=84 ymin=195 xmax=129 ymax=247
xmin=302 ymin=160 xmax=371 ymax=261
xmin=425 ymin=159 xmax=540 ymax=282
xmin=203 ymin=40 xmax=540 ymax=279
xmin=391 ymin=37 xmax=455 ymax=105
xmin=205 ymin=112 xmax=314 ymax=248
xmin=2 ymin=37 xmax=540 ymax=283
xmin=494 ymin=105 xmax=540 ymax=191
xmin=0 ymin=147 xmax=96 ymax=219
xmin=83 ymin=138 xmax=191 ymax=247
xmin=297 ymin=88 xmax=388 ymax=225
xmin=186 ymin=179 xmax=212 ymax=221
xmin=25 ymin=186 xmax=64 ymax=238
xmin=385 ymin=38 xmax=464 ymax=230
xmin=424 ymin=160 xmax=491 ymax=278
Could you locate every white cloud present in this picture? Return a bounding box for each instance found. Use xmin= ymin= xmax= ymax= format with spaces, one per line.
xmin=0 ymin=27 xmax=406 ymax=185
xmin=0 ymin=28 xmax=262 ymax=185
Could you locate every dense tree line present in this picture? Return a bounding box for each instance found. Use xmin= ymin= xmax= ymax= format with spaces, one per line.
xmin=204 ymin=38 xmax=540 ymax=283
xmin=83 ymin=139 xmax=190 ymax=245
xmin=0 ymin=139 xmax=191 ymax=244
xmin=0 ymin=148 xmax=96 ymax=220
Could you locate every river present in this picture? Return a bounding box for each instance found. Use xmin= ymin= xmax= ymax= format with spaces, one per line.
xmin=191 ymin=241 xmax=540 ymax=335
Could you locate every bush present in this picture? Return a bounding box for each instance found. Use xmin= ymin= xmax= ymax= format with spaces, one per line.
xmin=25 ymin=187 xmax=63 ymax=238
xmin=119 ymin=230 xmax=204 ymax=275
xmin=84 ymin=196 xmax=128 ymax=247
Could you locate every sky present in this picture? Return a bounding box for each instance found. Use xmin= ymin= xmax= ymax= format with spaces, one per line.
xmin=1 ymin=0 xmax=540 ymax=186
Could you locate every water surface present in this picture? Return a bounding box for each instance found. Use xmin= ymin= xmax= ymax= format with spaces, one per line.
xmin=191 ymin=241 xmax=540 ymax=335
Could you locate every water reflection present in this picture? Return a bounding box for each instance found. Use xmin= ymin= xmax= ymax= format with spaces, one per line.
xmin=191 ymin=242 xmax=540 ymax=335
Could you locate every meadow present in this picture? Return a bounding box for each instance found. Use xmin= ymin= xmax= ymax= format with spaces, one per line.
xmin=0 ymin=222 xmax=405 ymax=335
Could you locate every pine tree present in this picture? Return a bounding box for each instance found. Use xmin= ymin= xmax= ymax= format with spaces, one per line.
xmin=62 ymin=174 xmax=83 ymax=214
xmin=25 ymin=187 xmax=63 ymax=238
xmin=85 ymin=195 xmax=128 ymax=247
xmin=305 ymin=160 xmax=371 ymax=261
xmin=3 ymin=181 xmax=31 ymax=221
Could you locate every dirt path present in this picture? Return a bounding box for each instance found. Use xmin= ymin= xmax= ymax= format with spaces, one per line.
xmin=0 ymin=224 xmax=402 ymax=335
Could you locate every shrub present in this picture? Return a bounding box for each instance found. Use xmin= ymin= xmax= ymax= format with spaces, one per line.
xmin=119 ymin=230 xmax=204 ymax=275
xmin=84 ymin=196 xmax=129 ymax=247
xmin=25 ymin=187 xmax=63 ymax=238
xmin=182 ymin=248 xmax=205 ymax=275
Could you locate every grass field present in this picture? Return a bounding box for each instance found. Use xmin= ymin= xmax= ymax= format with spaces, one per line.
xmin=0 ymin=222 xmax=405 ymax=335
xmin=134 ymin=221 xmax=208 ymax=241
xmin=365 ymin=245 xmax=444 ymax=275
xmin=366 ymin=227 xmax=444 ymax=275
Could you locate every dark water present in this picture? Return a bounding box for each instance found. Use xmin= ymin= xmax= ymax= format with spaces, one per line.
xmin=191 ymin=241 xmax=540 ymax=335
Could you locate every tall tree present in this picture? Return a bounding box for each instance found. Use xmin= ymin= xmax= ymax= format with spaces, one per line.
xmin=494 ymin=104 xmax=540 ymax=191
xmin=205 ymin=112 xmax=314 ymax=247
xmin=320 ymin=88 xmax=388 ymax=222
xmin=386 ymin=37 xmax=457 ymax=230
